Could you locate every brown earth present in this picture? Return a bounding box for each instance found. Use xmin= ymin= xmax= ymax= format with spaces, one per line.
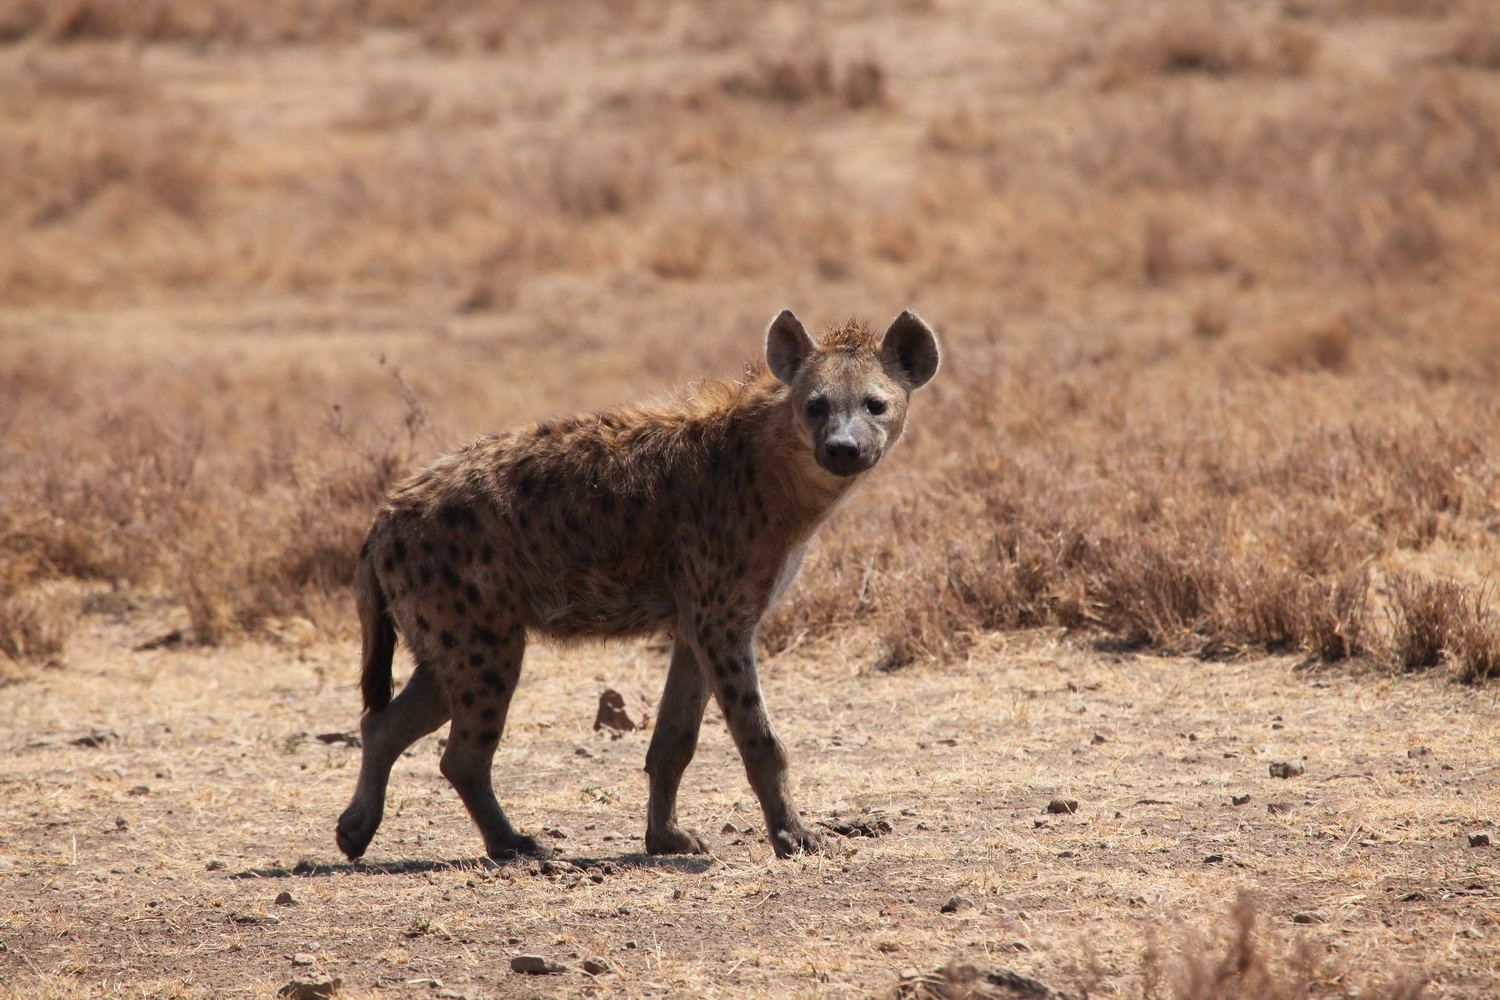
xmin=3 ymin=610 xmax=1498 ymax=998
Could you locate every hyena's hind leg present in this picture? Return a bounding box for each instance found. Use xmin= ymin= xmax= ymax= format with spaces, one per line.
xmin=644 ymin=637 xmax=712 ymax=855
xmin=336 ymin=659 xmax=450 ymax=860
xmin=437 ymin=624 xmax=544 ymax=859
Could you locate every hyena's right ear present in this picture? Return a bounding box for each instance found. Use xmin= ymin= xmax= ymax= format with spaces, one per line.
xmin=766 ymin=309 xmax=815 ymax=385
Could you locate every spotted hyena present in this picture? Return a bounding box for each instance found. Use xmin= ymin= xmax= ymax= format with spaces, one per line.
xmin=335 ymin=309 xmax=940 ymax=861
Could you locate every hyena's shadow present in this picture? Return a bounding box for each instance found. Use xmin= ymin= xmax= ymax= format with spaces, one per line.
xmin=229 ymin=853 xmax=715 ymax=880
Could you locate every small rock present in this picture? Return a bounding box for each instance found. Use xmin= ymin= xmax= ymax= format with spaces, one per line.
xmin=128 ymin=785 xmax=150 ymax=796
xmin=940 ymin=895 xmax=975 ymax=914
xmin=1407 ymin=746 xmax=1432 ymax=759
xmin=545 ymin=826 xmax=572 ymax=840
xmin=72 ymin=728 xmax=121 ymax=748
xmin=581 ymin=956 xmax=613 ymax=976
xmin=291 ymin=952 xmax=317 ymax=966
xmin=594 ymin=686 xmax=652 ymax=733
xmin=1267 ymin=802 xmax=1294 ymax=816
xmin=721 ymin=822 xmax=738 ymax=834
xmin=574 ymin=746 xmax=596 ymax=758
xmin=434 ymin=991 xmax=467 ymax=999
xmin=1203 ymin=853 xmax=1225 ymax=864
xmin=1269 ymin=761 xmax=1305 ymax=779
xmin=1292 ymin=910 xmax=1328 ymax=924
xmin=275 ymin=892 xmax=300 ymax=907
xmin=277 ymin=979 xmax=340 ymax=1000
xmin=1091 ymin=733 xmax=1108 ymax=744
xmin=1045 ymin=799 xmax=1079 ymax=815
xmin=205 ymin=859 xmax=227 ymax=871
xmin=511 ymin=954 xmax=567 ymax=975
xmin=1232 ymin=794 xmax=1251 ymax=806
xmin=231 ymin=911 xmax=279 ymax=925
xmin=1469 ymin=832 xmax=1492 ymax=848
xmin=315 ymin=732 xmax=361 ymax=748
xmin=114 ymin=816 xmax=130 ymax=831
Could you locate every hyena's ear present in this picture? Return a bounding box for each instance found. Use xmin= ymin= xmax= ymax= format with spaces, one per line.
xmin=765 ymin=309 xmax=815 ymax=385
xmin=881 ymin=310 xmax=941 ymax=390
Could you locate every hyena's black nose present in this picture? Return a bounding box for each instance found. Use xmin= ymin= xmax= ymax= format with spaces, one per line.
xmin=825 ymin=439 xmax=860 ymax=461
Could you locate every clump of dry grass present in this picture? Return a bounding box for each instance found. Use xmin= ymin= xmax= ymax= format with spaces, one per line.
xmin=1071 ymin=6 xmax=1320 ymax=89
xmin=721 ymin=50 xmax=889 ymax=109
xmin=1445 ymin=8 xmax=1500 ymax=68
xmin=1140 ymin=893 xmax=1424 ymax=1000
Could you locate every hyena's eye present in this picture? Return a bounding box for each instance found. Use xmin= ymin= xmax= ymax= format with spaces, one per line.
xmin=865 ymin=398 xmax=887 ymax=416
xmin=806 ymin=397 xmax=829 ymax=418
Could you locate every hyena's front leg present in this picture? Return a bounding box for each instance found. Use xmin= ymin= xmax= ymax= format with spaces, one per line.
xmin=644 ymin=637 xmax=712 ymax=855
xmin=683 ymin=611 xmax=824 ymax=858
xmin=336 ymin=659 xmax=450 ymax=860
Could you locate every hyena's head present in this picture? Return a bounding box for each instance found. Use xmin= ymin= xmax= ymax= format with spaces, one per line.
xmin=766 ymin=309 xmax=941 ymax=478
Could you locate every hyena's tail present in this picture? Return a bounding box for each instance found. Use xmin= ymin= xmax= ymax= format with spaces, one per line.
xmin=356 ymin=534 xmax=397 ymax=713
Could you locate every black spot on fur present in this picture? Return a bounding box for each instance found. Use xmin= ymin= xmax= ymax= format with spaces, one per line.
xmin=415 ymin=614 xmax=430 ymax=632
xmin=477 ymin=730 xmax=499 ymax=744
xmin=480 ymin=669 xmax=506 ymax=691
xmin=440 ymin=630 xmax=457 ymax=648
xmin=441 ymin=565 xmax=461 ymax=591
xmin=481 ymin=707 xmax=498 ymax=721
xmin=535 ymin=425 xmax=552 ymax=437
xmin=479 ymin=544 xmax=494 ymax=565
xmin=469 ymin=652 xmax=485 ymax=667
xmin=392 ymin=538 xmax=407 ymax=562
xmin=741 ymin=690 xmax=759 ymax=709
xmin=439 ymin=502 xmax=478 ymax=530
xmin=465 ymin=582 xmax=481 ymax=605
xmin=475 ymin=627 xmax=499 ymax=646
xmin=453 ymin=599 xmax=467 ymax=615
xmin=460 ymin=691 xmax=475 ymax=707
xmin=383 ymin=556 xmax=395 ymax=573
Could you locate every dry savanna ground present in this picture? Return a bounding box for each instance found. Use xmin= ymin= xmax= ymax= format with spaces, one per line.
xmin=3 ymin=0 xmax=1500 ymax=997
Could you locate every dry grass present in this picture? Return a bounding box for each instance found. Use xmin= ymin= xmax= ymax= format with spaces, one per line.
xmin=2 ymin=0 xmax=1499 ymax=679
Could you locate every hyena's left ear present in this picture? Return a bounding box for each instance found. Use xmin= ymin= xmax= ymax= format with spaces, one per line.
xmin=881 ymin=310 xmax=941 ymax=390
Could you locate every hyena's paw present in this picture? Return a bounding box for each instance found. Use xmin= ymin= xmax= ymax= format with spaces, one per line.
xmin=770 ymin=824 xmax=825 ymax=859
xmin=335 ymin=803 xmax=381 ymax=861
xmin=645 ymin=825 xmax=710 ymax=855
xmin=486 ymin=832 xmax=549 ymax=861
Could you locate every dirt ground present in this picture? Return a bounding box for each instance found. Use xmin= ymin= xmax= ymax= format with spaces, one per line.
xmin=3 ymin=600 xmax=1499 ymax=999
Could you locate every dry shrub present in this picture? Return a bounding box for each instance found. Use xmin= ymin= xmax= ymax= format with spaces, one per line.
xmin=1142 ymin=893 xmax=1424 ymax=1000
xmin=1451 ymin=586 xmax=1500 ymax=682
xmin=1446 ymin=8 xmax=1500 ymax=69
xmin=1086 ymin=7 xmax=1319 ymax=88
xmin=0 ymin=585 xmax=73 ymax=669
xmin=1387 ymin=574 xmax=1500 ymax=679
xmin=1259 ymin=314 xmax=1356 ymax=375
xmin=337 ymin=80 xmax=433 ymax=132
xmin=0 ymin=0 xmax=669 ymax=46
xmin=721 ymin=51 xmax=890 ymax=109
